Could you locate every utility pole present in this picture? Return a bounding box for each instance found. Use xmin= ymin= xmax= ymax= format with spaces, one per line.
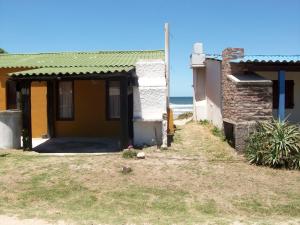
xmin=164 ymin=23 xmax=170 ymax=107
xmin=161 ymin=23 xmax=170 ymax=149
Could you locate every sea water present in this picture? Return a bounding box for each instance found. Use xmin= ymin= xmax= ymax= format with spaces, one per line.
xmin=169 ymin=97 xmax=193 ymax=118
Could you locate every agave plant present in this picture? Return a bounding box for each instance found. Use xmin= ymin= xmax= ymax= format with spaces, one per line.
xmin=246 ymin=118 xmax=300 ymax=169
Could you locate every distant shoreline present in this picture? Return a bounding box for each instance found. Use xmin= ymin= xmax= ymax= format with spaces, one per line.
xmin=170 ymin=97 xmax=193 ymax=118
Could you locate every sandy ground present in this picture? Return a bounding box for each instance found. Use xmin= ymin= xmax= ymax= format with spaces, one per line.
xmin=174 ymin=117 xmax=193 ymax=126
xmin=0 ymin=215 xmax=66 ymax=225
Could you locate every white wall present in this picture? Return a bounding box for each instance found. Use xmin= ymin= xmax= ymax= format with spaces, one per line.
xmin=133 ymin=59 xmax=167 ymax=147
xmin=206 ymin=60 xmax=223 ymax=128
xmin=192 ymin=59 xmax=223 ymax=128
xmin=193 ymin=67 xmax=207 ymax=120
xmin=133 ymin=121 xmax=162 ymax=146
xmin=258 ymin=71 xmax=300 ymax=123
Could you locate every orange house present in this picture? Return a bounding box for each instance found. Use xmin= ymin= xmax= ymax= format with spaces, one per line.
xmin=0 ymin=50 xmax=166 ymax=150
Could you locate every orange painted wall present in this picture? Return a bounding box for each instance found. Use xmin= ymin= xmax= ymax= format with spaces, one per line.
xmin=55 ymin=80 xmax=120 ymax=137
xmin=0 ymin=72 xmax=8 ymax=111
xmin=31 ymin=81 xmax=48 ymax=138
xmin=0 ymin=68 xmax=27 ymax=110
xmin=0 ymin=70 xmax=118 ymax=138
xmin=0 ymin=68 xmax=48 ymax=138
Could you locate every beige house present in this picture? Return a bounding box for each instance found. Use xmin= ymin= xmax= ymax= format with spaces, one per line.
xmin=191 ymin=43 xmax=300 ymax=151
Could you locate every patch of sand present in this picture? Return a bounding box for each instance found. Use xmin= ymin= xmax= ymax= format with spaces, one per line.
xmin=174 ymin=117 xmax=193 ymax=126
xmin=0 ymin=215 xmax=67 ymax=225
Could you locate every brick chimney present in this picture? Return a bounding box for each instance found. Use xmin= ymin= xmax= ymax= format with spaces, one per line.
xmin=221 ymin=48 xmax=244 ymax=121
xmin=222 ymin=48 xmax=244 ymax=61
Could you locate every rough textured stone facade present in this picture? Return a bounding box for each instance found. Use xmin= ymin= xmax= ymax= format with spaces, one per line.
xmin=221 ymin=48 xmax=273 ymax=151
xmin=221 ymin=48 xmax=245 ymax=121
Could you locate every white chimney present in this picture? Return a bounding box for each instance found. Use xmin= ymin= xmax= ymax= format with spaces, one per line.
xmin=191 ymin=42 xmax=206 ymax=68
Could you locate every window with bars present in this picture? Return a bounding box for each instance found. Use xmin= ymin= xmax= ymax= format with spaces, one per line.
xmin=57 ymin=81 xmax=74 ymax=120
xmin=107 ymin=81 xmax=120 ymax=119
xmin=272 ymin=80 xmax=294 ymax=109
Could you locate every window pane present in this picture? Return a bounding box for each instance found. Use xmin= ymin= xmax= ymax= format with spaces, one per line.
xmin=6 ymin=80 xmax=17 ymax=109
xmin=272 ymin=80 xmax=294 ymax=109
xmin=58 ymin=81 xmax=73 ymax=119
xmin=108 ymin=81 xmax=120 ymax=119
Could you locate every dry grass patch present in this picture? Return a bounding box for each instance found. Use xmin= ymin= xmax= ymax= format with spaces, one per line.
xmin=0 ymin=122 xmax=299 ymax=224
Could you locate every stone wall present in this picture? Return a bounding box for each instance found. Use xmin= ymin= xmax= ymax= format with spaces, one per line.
xmin=235 ymin=84 xmax=273 ymax=122
xmin=221 ymin=48 xmax=273 ymax=151
xmin=221 ymin=48 xmax=245 ymax=121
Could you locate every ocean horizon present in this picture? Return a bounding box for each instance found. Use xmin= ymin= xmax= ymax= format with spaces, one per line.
xmin=170 ymin=96 xmax=193 ymax=118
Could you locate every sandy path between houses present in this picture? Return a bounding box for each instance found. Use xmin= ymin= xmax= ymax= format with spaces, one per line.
xmin=174 ymin=117 xmax=193 ymax=126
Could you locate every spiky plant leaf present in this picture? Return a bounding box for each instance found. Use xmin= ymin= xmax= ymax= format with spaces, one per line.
xmin=246 ymin=118 xmax=300 ymax=169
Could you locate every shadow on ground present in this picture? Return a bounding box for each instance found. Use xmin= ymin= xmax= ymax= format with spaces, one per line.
xmin=33 ymin=137 xmax=120 ymax=153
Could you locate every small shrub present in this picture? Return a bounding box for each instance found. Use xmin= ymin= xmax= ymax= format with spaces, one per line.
xmin=211 ymin=126 xmax=225 ymax=141
xmin=246 ymin=119 xmax=300 ymax=169
xmin=177 ymin=112 xmax=193 ymax=120
xmin=199 ymin=119 xmax=209 ymax=126
xmin=122 ymin=149 xmax=138 ymax=159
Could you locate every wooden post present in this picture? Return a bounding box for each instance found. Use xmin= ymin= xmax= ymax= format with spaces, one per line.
xmin=21 ymin=81 xmax=32 ymax=150
xmin=47 ymin=80 xmax=55 ymax=138
xmin=120 ymin=76 xmax=129 ymax=149
xmin=278 ymin=70 xmax=285 ymax=121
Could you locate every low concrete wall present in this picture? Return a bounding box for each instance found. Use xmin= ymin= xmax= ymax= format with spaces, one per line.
xmin=133 ymin=120 xmax=162 ymax=146
xmin=0 ymin=110 xmax=22 ymax=149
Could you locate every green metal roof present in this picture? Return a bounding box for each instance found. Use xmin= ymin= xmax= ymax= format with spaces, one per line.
xmin=10 ymin=66 xmax=134 ymax=76
xmin=0 ymin=50 xmax=164 ymax=76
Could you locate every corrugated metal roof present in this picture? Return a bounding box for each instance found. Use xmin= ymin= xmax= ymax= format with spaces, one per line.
xmin=9 ymin=66 xmax=134 ymax=76
xmin=205 ymin=55 xmax=300 ymax=63
xmin=0 ymin=50 xmax=164 ymax=68
xmin=230 ymin=55 xmax=300 ymax=63
xmin=0 ymin=50 xmax=164 ymax=76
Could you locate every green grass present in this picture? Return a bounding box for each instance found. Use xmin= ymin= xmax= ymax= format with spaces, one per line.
xmin=198 ymin=120 xmax=226 ymax=141
xmin=195 ymin=199 xmax=219 ymax=215
xmin=173 ymin=129 xmax=183 ymax=144
xmin=233 ymin=194 xmax=300 ymax=217
xmin=122 ymin=149 xmax=138 ymax=159
xmin=211 ymin=126 xmax=225 ymax=141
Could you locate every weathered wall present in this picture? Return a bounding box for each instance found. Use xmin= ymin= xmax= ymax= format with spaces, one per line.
xmin=133 ymin=59 xmax=167 ymax=146
xmin=221 ymin=48 xmax=273 ymax=151
xmin=133 ymin=121 xmax=162 ymax=146
xmin=0 ymin=110 xmax=22 ymax=149
xmin=192 ymin=67 xmax=207 ymax=121
xmin=221 ymin=48 xmax=245 ymax=120
xmin=55 ymin=80 xmax=120 ymax=137
xmin=192 ymin=59 xmax=223 ymax=128
xmin=205 ymin=59 xmax=223 ymax=128
xmin=233 ymin=83 xmax=273 ymax=122
xmin=258 ymin=71 xmax=300 ymax=123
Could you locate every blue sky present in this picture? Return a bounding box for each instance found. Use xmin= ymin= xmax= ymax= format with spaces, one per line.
xmin=1 ymin=0 xmax=299 ymax=96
